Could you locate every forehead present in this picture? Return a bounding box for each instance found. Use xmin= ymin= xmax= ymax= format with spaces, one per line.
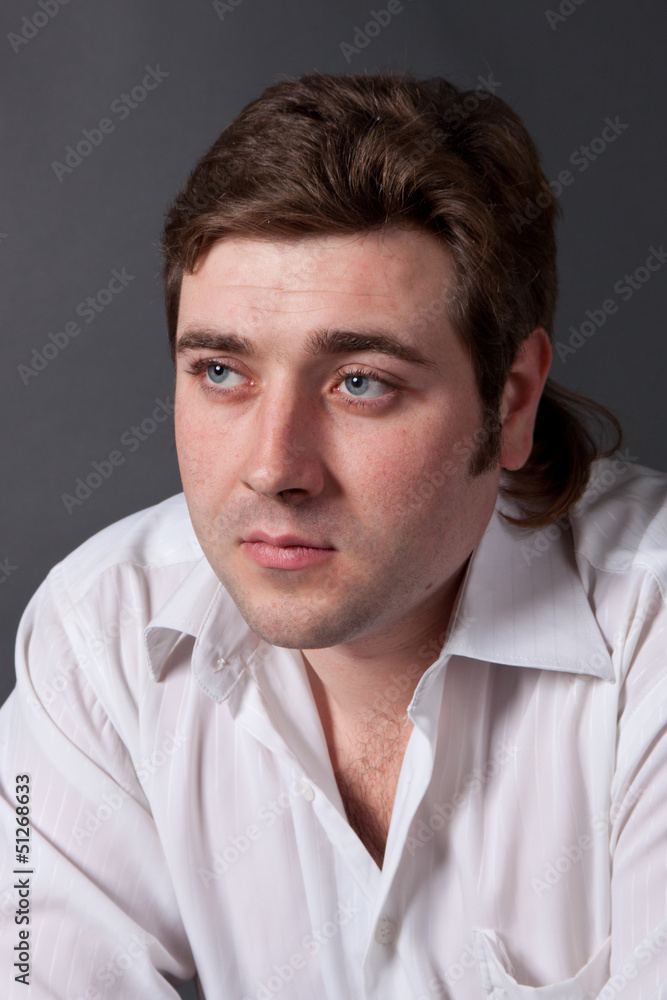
xmin=176 ymin=228 xmax=456 ymax=334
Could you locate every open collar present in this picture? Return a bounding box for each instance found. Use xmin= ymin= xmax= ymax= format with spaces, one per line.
xmin=144 ymin=501 xmax=615 ymax=701
xmin=441 ymin=505 xmax=614 ymax=680
xmin=144 ymin=555 xmax=265 ymax=701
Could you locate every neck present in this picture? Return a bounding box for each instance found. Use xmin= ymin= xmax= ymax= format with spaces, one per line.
xmin=301 ymin=562 xmax=467 ymax=730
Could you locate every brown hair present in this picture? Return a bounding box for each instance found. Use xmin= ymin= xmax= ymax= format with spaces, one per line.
xmin=162 ymin=71 xmax=620 ymax=527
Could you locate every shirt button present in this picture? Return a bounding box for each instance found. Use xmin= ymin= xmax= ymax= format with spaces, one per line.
xmin=298 ymin=779 xmax=315 ymax=801
xmin=374 ymin=918 xmax=396 ymax=945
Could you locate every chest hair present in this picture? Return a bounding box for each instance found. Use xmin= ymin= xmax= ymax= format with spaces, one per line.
xmin=332 ymin=711 xmax=412 ymax=868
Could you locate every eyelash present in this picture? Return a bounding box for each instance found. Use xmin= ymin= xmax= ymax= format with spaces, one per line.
xmin=183 ymin=358 xmax=399 ymax=409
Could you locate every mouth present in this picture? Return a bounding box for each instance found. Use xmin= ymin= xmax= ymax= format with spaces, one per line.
xmin=244 ymin=530 xmax=333 ymax=548
xmin=241 ymin=531 xmax=336 ymax=570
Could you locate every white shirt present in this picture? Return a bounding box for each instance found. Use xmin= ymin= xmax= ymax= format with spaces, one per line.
xmin=1 ymin=455 xmax=667 ymax=1000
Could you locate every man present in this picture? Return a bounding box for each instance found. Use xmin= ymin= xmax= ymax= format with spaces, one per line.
xmin=1 ymin=72 xmax=666 ymax=999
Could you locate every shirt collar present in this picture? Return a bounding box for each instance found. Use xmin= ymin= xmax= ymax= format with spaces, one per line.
xmin=441 ymin=502 xmax=614 ymax=681
xmin=144 ymin=499 xmax=614 ymax=699
xmin=144 ymin=555 xmax=266 ymax=701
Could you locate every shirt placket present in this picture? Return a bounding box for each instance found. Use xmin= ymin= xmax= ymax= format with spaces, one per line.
xmin=227 ymin=652 xmax=380 ymax=997
xmin=225 ymin=641 xmax=448 ymax=999
xmin=361 ymin=658 xmax=448 ymax=999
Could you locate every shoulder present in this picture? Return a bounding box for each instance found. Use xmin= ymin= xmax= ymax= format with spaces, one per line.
xmin=50 ymin=492 xmax=202 ymax=604
xmin=570 ymin=455 xmax=667 ymax=589
xmin=12 ymin=493 xmax=204 ymax=715
xmin=19 ymin=493 xmax=204 ymax=655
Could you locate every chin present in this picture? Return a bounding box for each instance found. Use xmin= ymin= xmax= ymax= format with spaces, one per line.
xmin=240 ymin=606 xmax=350 ymax=650
xmin=228 ymin=587 xmax=368 ymax=651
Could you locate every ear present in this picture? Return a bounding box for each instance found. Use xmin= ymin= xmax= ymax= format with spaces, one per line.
xmin=499 ymin=327 xmax=552 ymax=471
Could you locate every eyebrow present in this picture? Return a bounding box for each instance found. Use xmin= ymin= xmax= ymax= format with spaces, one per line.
xmin=176 ymin=327 xmax=438 ymax=371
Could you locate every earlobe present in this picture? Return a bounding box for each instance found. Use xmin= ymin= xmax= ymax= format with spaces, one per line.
xmin=499 ymin=328 xmax=552 ymax=471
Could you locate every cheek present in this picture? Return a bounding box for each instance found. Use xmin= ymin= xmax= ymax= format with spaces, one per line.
xmin=344 ymin=403 xmax=489 ymax=542
xmin=342 ymin=422 xmax=457 ymax=522
xmin=174 ymin=403 xmax=204 ymax=478
xmin=174 ymin=392 xmax=235 ymax=491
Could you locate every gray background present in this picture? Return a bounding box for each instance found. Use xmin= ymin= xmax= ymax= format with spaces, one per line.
xmin=1 ymin=2 xmax=665 ymax=994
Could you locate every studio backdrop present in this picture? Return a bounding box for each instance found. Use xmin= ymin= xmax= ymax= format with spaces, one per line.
xmin=2 ymin=2 xmax=665 ymax=997
xmin=2 ymin=2 xmax=665 ymax=717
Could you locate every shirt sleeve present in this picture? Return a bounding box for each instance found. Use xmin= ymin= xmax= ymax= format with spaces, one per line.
xmin=0 ymin=567 xmax=196 ymax=999
xmin=607 ymin=568 xmax=667 ymax=994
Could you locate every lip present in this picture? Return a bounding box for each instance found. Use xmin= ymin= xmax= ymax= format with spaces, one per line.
xmin=241 ymin=531 xmax=336 ymax=570
xmin=243 ymin=531 xmax=332 ymax=549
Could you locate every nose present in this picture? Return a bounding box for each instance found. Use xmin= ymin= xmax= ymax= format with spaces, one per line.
xmin=242 ymin=383 xmax=325 ymax=500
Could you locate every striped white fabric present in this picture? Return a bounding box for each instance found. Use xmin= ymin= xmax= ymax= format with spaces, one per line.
xmin=1 ymin=457 xmax=666 ymax=999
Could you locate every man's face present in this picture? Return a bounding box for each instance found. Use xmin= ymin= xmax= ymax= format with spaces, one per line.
xmin=174 ymin=228 xmax=501 ymax=650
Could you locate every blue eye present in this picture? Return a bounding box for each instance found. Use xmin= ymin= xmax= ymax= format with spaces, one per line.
xmin=345 ymin=375 xmax=370 ymax=395
xmin=206 ymin=363 xmax=231 ymax=385
xmin=343 ymin=374 xmax=384 ymax=398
